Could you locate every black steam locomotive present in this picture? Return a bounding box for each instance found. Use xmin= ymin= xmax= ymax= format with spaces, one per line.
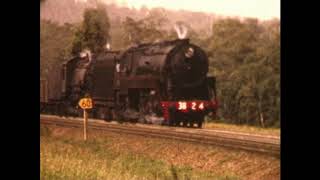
xmin=40 ymin=39 xmax=218 ymax=128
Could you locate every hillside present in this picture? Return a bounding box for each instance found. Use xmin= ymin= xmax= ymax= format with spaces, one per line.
xmin=40 ymin=0 xmax=217 ymax=37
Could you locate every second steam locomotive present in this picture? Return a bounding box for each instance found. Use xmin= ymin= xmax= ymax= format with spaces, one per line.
xmin=40 ymin=39 xmax=218 ymax=128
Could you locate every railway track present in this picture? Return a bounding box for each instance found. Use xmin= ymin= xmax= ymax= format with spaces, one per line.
xmin=40 ymin=114 xmax=280 ymax=157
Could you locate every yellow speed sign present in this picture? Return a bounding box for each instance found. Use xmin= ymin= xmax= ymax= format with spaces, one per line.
xmin=78 ymin=98 xmax=93 ymax=109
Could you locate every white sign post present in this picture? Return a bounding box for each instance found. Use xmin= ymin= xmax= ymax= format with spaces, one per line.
xmin=78 ymin=98 xmax=93 ymax=141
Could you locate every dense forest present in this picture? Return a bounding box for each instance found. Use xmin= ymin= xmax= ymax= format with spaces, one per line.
xmin=40 ymin=0 xmax=280 ymax=128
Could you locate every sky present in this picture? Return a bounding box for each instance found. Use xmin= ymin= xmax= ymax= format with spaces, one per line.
xmin=75 ymin=0 xmax=280 ymax=20
xmin=111 ymin=0 xmax=280 ymax=20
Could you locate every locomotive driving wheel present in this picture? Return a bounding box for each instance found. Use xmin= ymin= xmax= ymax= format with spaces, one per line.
xmin=197 ymin=121 xmax=203 ymax=128
xmin=168 ymin=105 xmax=176 ymax=126
xmin=95 ymin=107 xmax=112 ymax=121
xmin=182 ymin=118 xmax=188 ymax=127
xmin=196 ymin=115 xmax=204 ymax=128
xmin=189 ymin=119 xmax=194 ymax=128
xmin=96 ymin=107 xmax=106 ymax=120
xmin=113 ymin=91 xmax=128 ymax=122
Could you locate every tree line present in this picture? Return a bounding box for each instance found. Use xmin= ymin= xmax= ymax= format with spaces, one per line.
xmin=40 ymin=5 xmax=280 ymax=127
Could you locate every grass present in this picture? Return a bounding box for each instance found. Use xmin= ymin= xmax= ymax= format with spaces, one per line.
xmin=40 ymin=126 xmax=240 ymax=180
xmin=204 ymin=120 xmax=280 ymax=136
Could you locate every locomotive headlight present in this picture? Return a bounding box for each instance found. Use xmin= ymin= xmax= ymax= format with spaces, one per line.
xmin=150 ymin=90 xmax=156 ymax=95
xmin=185 ymin=47 xmax=194 ymax=58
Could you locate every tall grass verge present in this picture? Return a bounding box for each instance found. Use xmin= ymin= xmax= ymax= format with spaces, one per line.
xmin=40 ymin=127 xmax=239 ymax=180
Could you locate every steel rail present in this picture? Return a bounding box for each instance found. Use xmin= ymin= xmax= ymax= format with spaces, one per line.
xmin=40 ymin=115 xmax=280 ymax=157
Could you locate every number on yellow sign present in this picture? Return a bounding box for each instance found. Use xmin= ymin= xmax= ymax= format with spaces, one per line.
xmin=79 ymin=98 xmax=93 ymax=109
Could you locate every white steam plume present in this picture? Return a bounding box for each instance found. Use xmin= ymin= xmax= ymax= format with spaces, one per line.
xmin=174 ymin=24 xmax=188 ymax=39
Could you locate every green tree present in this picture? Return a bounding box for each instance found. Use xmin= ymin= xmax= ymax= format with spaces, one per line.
xmin=206 ymin=18 xmax=280 ymax=127
xmin=71 ymin=4 xmax=110 ymax=55
xmin=122 ymin=9 xmax=169 ymax=45
xmin=40 ymin=20 xmax=75 ymax=78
